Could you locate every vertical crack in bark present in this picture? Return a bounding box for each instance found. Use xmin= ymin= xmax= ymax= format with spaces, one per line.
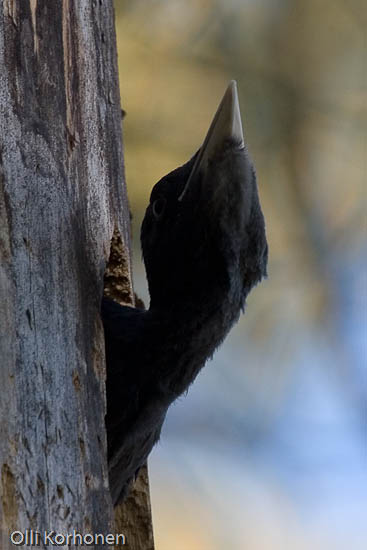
xmin=4 ymin=0 xmax=19 ymax=28
xmin=29 ymin=0 xmax=39 ymax=55
xmin=62 ymin=0 xmax=76 ymax=156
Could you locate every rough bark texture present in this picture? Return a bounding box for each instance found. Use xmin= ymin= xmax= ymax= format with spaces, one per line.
xmin=0 ymin=1 xmax=153 ymax=548
xmin=113 ymin=465 xmax=154 ymax=550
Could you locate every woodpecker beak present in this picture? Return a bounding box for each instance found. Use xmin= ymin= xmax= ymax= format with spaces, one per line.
xmin=179 ymin=80 xmax=244 ymax=201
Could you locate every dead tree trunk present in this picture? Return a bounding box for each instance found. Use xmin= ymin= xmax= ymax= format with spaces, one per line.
xmin=0 ymin=2 xmax=153 ymax=548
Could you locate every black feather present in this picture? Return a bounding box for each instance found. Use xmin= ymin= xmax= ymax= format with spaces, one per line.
xmin=102 ymin=84 xmax=268 ymax=504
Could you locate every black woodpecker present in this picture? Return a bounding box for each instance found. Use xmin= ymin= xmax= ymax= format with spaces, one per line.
xmin=102 ymin=81 xmax=268 ymax=504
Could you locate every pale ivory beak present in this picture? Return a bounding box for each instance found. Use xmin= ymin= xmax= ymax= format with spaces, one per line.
xmin=179 ymin=80 xmax=244 ymax=201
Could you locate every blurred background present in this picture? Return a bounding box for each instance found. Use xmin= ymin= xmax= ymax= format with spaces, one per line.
xmin=114 ymin=1 xmax=366 ymax=549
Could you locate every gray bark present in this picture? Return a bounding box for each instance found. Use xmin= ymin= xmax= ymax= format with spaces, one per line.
xmin=0 ymin=1 xmax=153 ymax=548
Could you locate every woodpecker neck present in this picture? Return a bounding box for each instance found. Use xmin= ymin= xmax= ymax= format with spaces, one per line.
xmin=144 ymin=295 xmax=239 ymax=400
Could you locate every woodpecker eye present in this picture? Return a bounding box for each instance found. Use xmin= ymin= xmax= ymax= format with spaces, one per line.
xmin=152 ymin=198 xmax=166 ymax=220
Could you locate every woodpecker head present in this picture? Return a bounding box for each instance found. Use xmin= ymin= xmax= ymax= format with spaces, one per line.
xmin=141 ymin=81 xmax=268 ymax=311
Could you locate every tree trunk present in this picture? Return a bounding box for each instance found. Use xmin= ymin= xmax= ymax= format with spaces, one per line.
xmin=0 ymin=1 xmax=154 ymax=548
